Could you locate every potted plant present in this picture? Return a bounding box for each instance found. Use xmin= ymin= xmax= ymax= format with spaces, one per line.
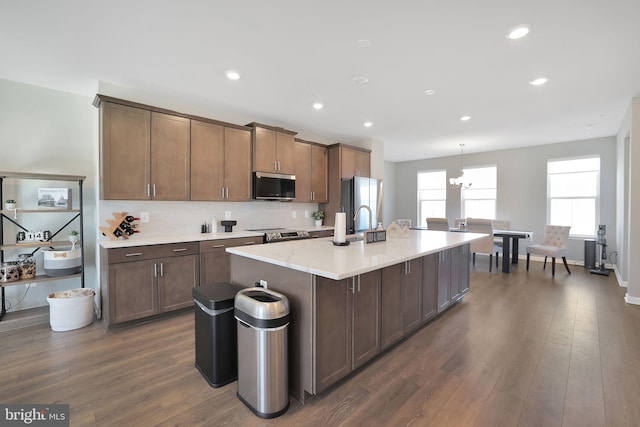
xmin=69 ymin=230 xmax=80 ymax=244
xmin=5 ymin=199 xmax=16 ymax=210
xmin=312 ymin=211 xmax=325 ymax=226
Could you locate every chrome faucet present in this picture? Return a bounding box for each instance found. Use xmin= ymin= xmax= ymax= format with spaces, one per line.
xmin=354 ymin=205 xmax=373 ymax=231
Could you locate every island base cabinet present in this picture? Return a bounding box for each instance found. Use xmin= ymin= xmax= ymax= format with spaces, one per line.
xmin=437 ymin=245 xmax=471 ymax=313
xmin=422 ymin=253 xmax=438 ymax=322
xmin=315 ymin=270 xmax=380 ymax=393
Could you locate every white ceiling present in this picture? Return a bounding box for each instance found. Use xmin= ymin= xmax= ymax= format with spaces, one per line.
xmin=2 ymin=0 xmax=639 ymax=162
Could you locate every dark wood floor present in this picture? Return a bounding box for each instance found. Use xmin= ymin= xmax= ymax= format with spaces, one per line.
xmin=2 ymin=260 xmax=639 ymax=426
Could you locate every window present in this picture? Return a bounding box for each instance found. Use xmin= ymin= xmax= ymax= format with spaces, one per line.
xmin=461 ymin=166 xmax=497 ymax=219
xmin=547 ymin=156 xmax=600 ymax=236
xmin=417 ymin=170 xmax=446 ymax=227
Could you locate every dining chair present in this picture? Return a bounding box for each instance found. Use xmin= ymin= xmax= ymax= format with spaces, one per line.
xmin=526 ymin=225 xmax=571 ymax=276
xmin=492 ymin=219 xmax=511 ymax=248
xmin=426 ymin=217 xmax=450 ymax=231
xmin=466 ymin=218 xmax=501 ymax=272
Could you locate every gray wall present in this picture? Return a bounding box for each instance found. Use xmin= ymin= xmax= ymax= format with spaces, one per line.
xmin=392 ymin=137 xmax=617 ymax=263
xmin=0 ymin=79 xmax=98 ymax=311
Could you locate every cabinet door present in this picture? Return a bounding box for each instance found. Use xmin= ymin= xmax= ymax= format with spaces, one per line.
xmin=315 ymin=276 xmax=352 ymax=393
xmin=437 ymin=250 xmax=451 ymax=313
xmin=276 ymin=131 xmax=295 ymax=173
xmin=101 ymin=102 xmax=151 ymax=200
xmin=151 ymin=112 xmax=191 ymax=200
xmin=354 ymin=149 xmax=370 ymax=177
xmin=293 ymin=141 xmax=312 ymax=202
xmin=449 ymin=246 xmax=462 ymax=303
xmin=381 ymin=263 xmax=404 ymax=350
xmin=110 ymin=259 xmax=157 ymax=323
xmin=422 ymin=253 xmax=438 ymax=322
xmin=459 ymin=244 xmax=471 ymax=295
xmin=253 ymin=127 xmax=277 ymax=172
xmin=224 ymin=127 xmax=252 ymax=200
xmin=310 ymin=144 xmax=328 ymax=202
xmin=403 ymin=258 xmax=423 ymax=333
xmin=341 ymin=147 xmax=356 ymax=179
xmin=158 ymin=254 xmax=199 ymax=312
xmin=191 ymin=120 xmax=224 ymax=201
xmin=200 ymin=251 xmax=231 ymax=285
xmin=353 ymin=271 xmax=381 ymax=369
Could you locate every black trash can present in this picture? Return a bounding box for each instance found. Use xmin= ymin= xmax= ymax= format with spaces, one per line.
xmin=193 ymin=282 xmax=242 ymax=388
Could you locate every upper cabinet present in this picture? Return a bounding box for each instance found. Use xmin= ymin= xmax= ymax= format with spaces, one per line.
xmin=294 ymin=140 xmax=328 ymax=203
xmin=249 ymin=123 xmax=296 ymax=174
xmin=341 ymin=146 xmax=370 ymax=179
xmin=191 ymin=120 xmax=252 ymax=201
xmin=99 ymin=100 xmax=190 ymax=200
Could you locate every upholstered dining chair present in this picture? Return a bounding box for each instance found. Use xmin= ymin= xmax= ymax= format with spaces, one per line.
xmin=426 ymin=217 xmax=450 ymax=231
xmin=526 ymin=225 xmax=571 ymax=276
xmin=466 ymin=218 xmax=501 ymax=272
xmin=492 ymin=219 xmax=511 ymax=248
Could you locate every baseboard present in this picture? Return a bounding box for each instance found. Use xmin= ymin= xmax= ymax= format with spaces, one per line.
xmin=624 ymin=293 xmax=640 ymax=305
xmin=0 ymin=305 xmax=50 ymax=333
xmin=612 ymin=265 xmax=628 ymax=288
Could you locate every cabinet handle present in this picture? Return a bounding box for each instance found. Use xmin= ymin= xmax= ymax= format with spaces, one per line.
xmin=221 ymin=187 xmax=225 ymax=198
xmin=173 ymin=248 xmax=187 ymax=252
xmin=225 ymin=188 xmax=229 ymax=198
xmin=147 ymin=184 xmax=151 ymax=197
xmin=244 ymin=241 xmax=256 ymax=245
xmin=212 ymin=244 xmax=225 ymax=248
xmin=125 ymin=252 xmax=143 ymax=257
xmin=311 ymin=191 xmax=314 ymax=200
xmin=153 ymin=263 xmax=157 ymax=277
xmin=357 ymin=275 xmax=361 ymax=292
xmin=152 ymin=184 xmax=156 ymax=197
xmin=160 ymin=262 xmax=164 ymax=277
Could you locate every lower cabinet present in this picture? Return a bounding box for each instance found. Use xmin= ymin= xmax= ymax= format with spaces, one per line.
xmin=381 ymin=258 xmax=423 ymax=350
xmin=422 ymin=253 xmax=438 ymax=322
xmin=437 ymin=244 xmax=471 ymax=313
xmin=106 ymin=242 xmax=199 ymax=325
xmin=199 ymin=237 xmax=261 ymax=285
xmin=315 ymin=270 xmax=380 ymax=393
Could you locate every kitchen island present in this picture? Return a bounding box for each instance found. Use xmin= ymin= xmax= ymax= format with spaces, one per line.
xmin=228 ymin=229 xmax=485 ymax=402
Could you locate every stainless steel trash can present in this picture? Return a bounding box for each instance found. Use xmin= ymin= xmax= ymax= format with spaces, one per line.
xmin=235 ymin=287 xmax=290 ymax=419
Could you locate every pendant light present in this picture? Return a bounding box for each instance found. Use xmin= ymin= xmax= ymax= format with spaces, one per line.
xmin=449 ymin=144 xmax=472 ymax=189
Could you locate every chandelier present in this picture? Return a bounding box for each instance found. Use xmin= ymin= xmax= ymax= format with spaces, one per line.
xmin=449 ymin=144 xmax=472 ymax=189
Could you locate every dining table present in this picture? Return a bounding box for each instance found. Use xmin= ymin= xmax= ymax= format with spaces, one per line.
xmin=492 ymin=230 xmax=534 ymax=273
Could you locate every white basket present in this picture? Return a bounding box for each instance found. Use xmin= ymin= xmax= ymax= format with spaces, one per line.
xmin=46 ymin=288 xmax=95 ymax=331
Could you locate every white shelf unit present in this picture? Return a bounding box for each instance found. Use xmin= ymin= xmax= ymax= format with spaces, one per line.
xmin=0 ymin=171 xmax=86 ymax=321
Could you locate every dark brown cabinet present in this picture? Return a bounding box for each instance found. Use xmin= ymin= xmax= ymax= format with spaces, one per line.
xmin=315 ymin=270 xmax=380 ymax=393
xmin=251 ymin=124 xmax=296 ymax=174
xmin=381 ymin=258 xmax=422 ymax=350
xmin=403 ymin=258 xmax=423 ymax=334
xmin=100 ymin=101 xmax=190 ymax=200
xmin=191 ymin=120 xmax=252 ymax=201
xmin=437 ymin=244 xmax=471 ymax=313
xmin=199 ymin=237 xmax=261 ymax=286
xmin=421 ymin=253 xmax=438 ymax=322
xmin=294 ymin=140 xmax=328 ymax=202
xmin=104 ymin=242 xmax=199 ymax=325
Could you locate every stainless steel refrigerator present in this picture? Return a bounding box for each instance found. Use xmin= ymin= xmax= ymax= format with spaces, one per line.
xmin=341 ymin=177 xmax=383 ymax=234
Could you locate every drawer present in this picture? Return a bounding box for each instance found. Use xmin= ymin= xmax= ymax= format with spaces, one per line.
xmin=108 ymin=242 xmax=199 ymax=264
xmin=309 ymin=230 xmax=334 ymax=238
xmin=199 ymin=237 xmax=262 ymax=254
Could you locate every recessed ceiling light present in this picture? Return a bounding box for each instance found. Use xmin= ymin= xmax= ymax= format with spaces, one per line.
xmin=352 ymin=76 xmax=369 ymax=85
xmin=460 ymin=115 xmax=471 ymax=121
xmin=424 ymin=89 xmax=436 ymax=95
xmin=507 ymin=25 xmax=530 ymax=40
xmin=355 ymin=39 xmax=371 ymax=49
xmin=529 ymin=77 xmax=548 ymax=86
xmin=363 ymin=121 xmax=373 ymax=127
xmin=312 ymin=102 xmax=324 ymax=110
xmin=226 ymin=71 xmax=240 ymax=80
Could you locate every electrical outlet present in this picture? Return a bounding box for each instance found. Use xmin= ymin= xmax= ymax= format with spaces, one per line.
xmin=260 ymin=280 xmax=268 ymax=289
xmin=140 ymin=212 xmax=149 ymax=223
xmin=305 ymin=210 xmax=309 ymax=218
xmin=292 ymin=210 xmax=297 ymax=219
xmin=225 ymin=211 xmax=232 ymax=220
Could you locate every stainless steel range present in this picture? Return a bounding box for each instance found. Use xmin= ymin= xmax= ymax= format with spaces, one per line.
xmin=248 ymin=228 xmax=310 ymax=243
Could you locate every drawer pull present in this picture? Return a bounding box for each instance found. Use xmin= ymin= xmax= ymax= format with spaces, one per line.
xmin=125 ymin=252 xmax=143 ymax=257
xmin=173 ymin=248 xmax=188 ymax=252
xmin=212 ymin=244 xmax=225 ymax=248
xmin=244 ymin=241 xmax=256 ymax=245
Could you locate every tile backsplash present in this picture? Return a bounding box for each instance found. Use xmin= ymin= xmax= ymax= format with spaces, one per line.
xmin=99 ymin=200 xmax=323 ymax=238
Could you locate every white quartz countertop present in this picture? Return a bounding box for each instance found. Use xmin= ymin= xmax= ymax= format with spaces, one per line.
xmin=226 ymin=229 xmax=486 ymax=280
xmin=99 ymin=230 xmax=264 ymax=249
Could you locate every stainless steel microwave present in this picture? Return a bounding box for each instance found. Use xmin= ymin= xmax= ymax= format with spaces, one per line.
xmin=253 ymin=172 xmax=296 ymax=201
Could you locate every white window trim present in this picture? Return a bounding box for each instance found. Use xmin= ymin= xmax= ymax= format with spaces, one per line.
xmin=546 ymin=155 xmax=600 ymax=238
xmin=417 ymin=169 xmax=447 ymax=226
